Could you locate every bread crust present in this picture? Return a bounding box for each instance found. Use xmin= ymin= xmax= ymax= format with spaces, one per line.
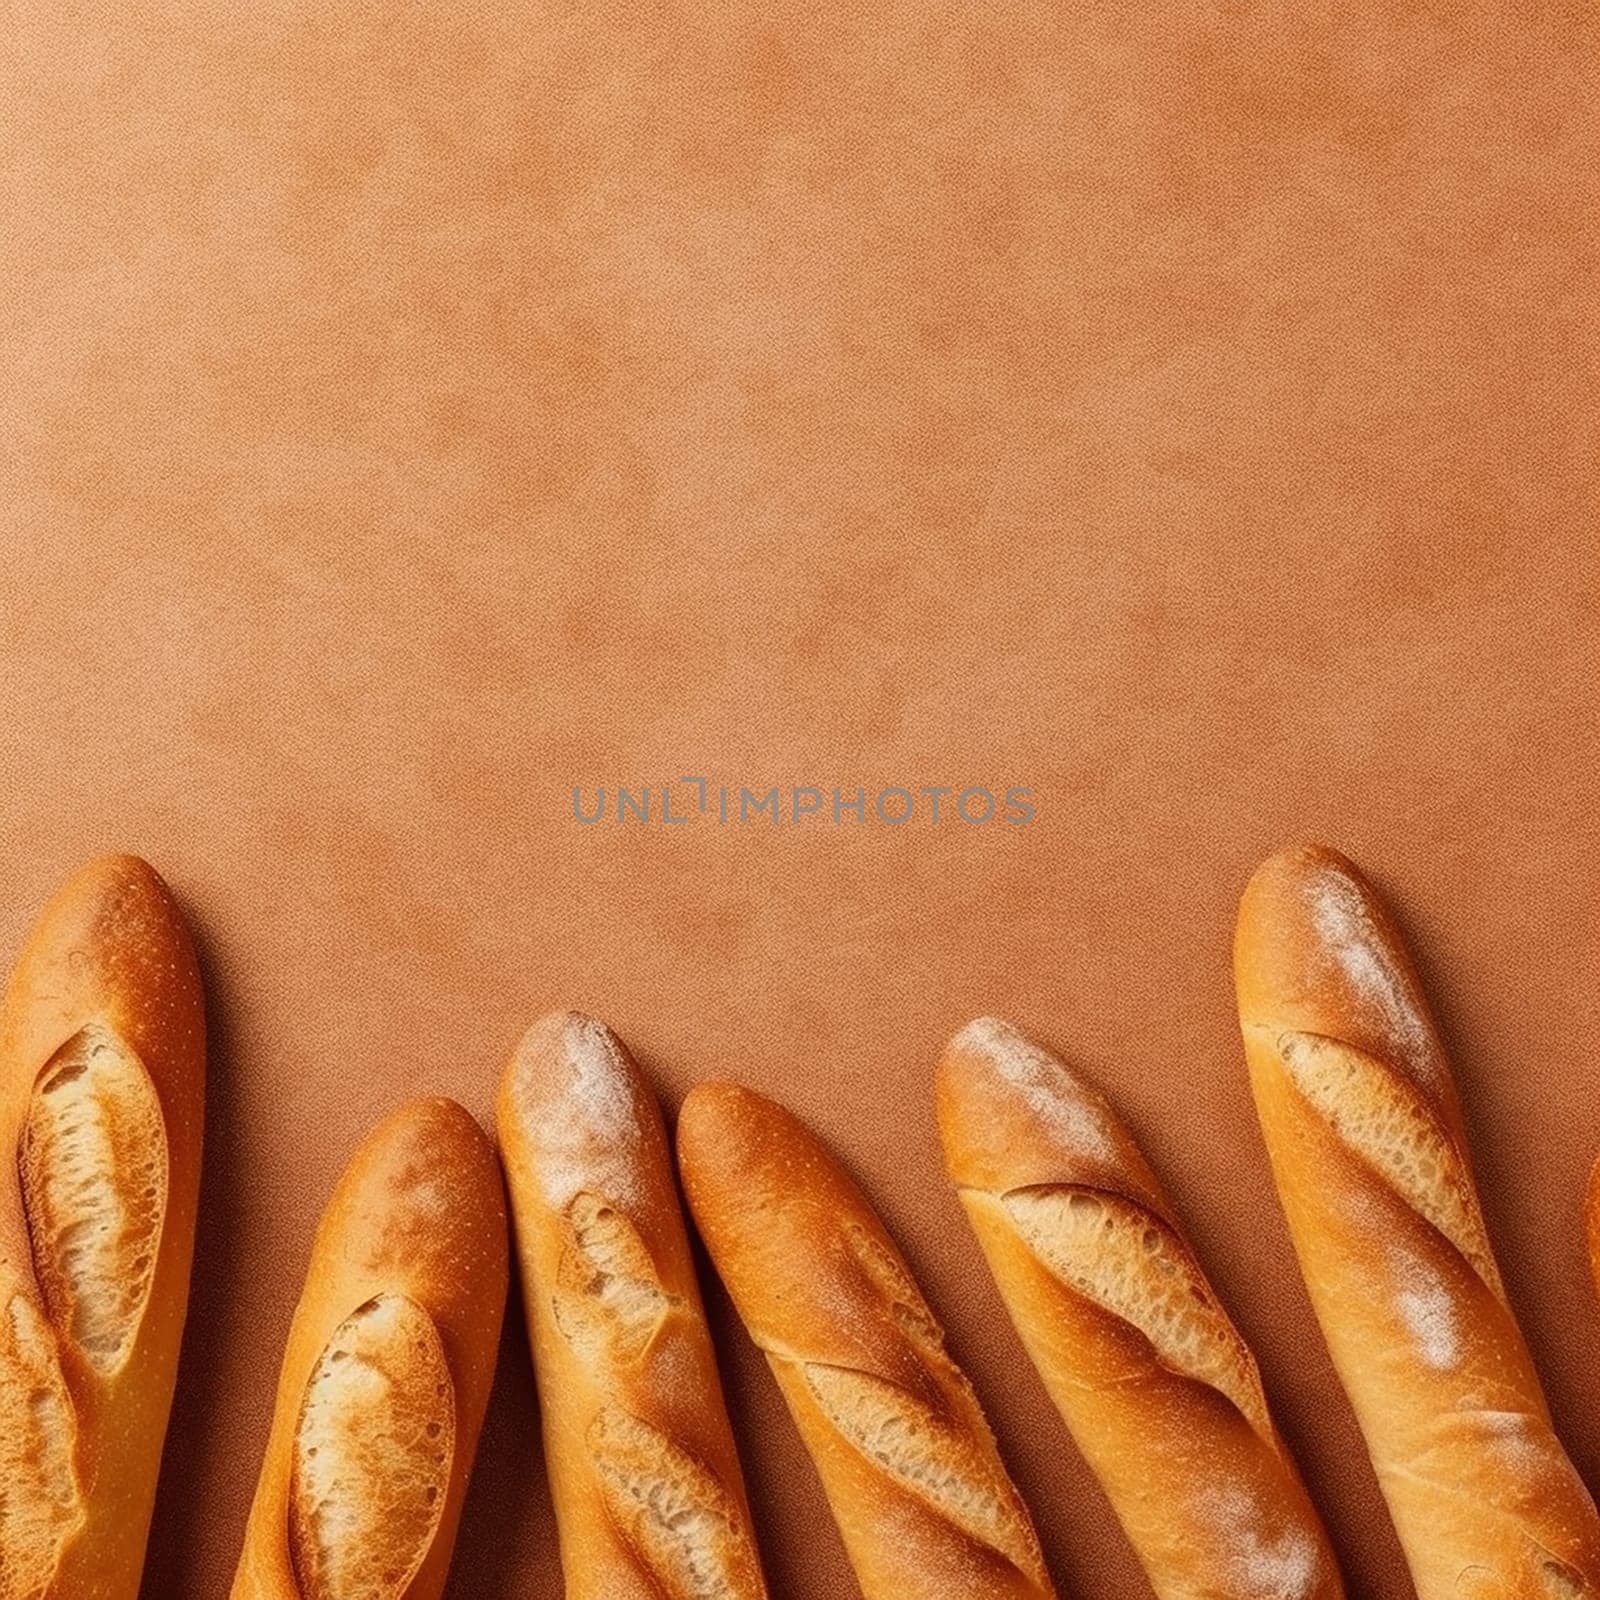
xmin=496 ymin=1011 xmax=768 ymax=1600
xmin=1235 ymin=844 xmax=1600 ymax=1599
xmin=229 ymin=1097 xmax=507 ymax=1600
xmin=937 ymin=1015 xmax=1345 ymax=1600
xmin=677 ymin=1081 xmax=1056 ymax=1600
xmin=0 ymin=853 xmax=205 ymax=1600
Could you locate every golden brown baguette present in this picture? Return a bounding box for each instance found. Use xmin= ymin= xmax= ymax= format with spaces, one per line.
xmin=1235 ymin=844 xmax=1600 ymax=1599
xmin=677 ymin=1081 xmax=1057 ymax=1600
xmin=496 ymin=1012 xmax=768 ymax=1600
xmin=230 ymin=1097 xmax=508 ymax=1600
xmin=937 ymin=1015 xmax=1345 ymax=1600
xmin=0 ymin=853 xmax=205 ymax=1600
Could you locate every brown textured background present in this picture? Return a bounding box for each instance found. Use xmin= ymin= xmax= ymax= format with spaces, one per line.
xmin=2 ymin=3 xmax=1596 ymax=1597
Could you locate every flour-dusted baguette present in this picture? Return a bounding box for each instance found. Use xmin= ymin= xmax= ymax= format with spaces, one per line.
xmin=677 ymin=1082 xmax=1057 ymax=1600
xmin=230 ymin=1098 xmax=507 ymax=1600
xmin=937 ymin=1015 xmax=1344 ymax=1600
xmin=496 ymin=1012 xmax=768 ymax=1600
xmin=0 ymin=853 xmax=205 ymax=1600
xmin=1235 ymin=844 xmax=1600 ymax=1598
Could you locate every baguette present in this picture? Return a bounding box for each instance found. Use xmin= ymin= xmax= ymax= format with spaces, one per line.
xmin=1235 ymin=844 xmax=1600 ymax=1598
xmin=0 ymin=853 xmax=205 ymax=1600
xmin=677 ymin=1081 xmax=1057 ymax=1600
xmin=230 ymin=1097 xmax=508 ymax=1600
xmin=937 ymin=1015 xmax=1344 ymax=1600
xmin=496 ymin=1012 xmax=768 ymax=1600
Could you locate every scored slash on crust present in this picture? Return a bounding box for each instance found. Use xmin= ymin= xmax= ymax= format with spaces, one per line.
xmin=1261 ymin=1028 xmax=1503 ymax=1300
xmin=798 ymin=1359 xmax=1043 ymax=1577
xmin=551 ymin=1187 xmax=765 ymax=1600
xmin=995 ymin=1184 xmax=1274 ymax=1441
xmin=0 ymin=1293 xmax=86 ymax=1600
xmin=19 ymin=1023 xmax=169 ymax=1378
xmin=289 ymin=1294 xmax=455 ymax=1600
xmin=778 ymin=1220 xmax=1048 ymax=1585
xmin=553 ymin=1191 xmax=679 ymax=1365
xmin=590 ymin=1407 xmax=765 ymax=1600
xmin=0 ymin=1020 xmax=165 ymax=1600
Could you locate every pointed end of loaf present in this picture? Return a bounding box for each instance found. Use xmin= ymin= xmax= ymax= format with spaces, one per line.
xmin=1235 ymin=844 xmax=1441 ymax=1077
xmin=359 ymin=1096 xmax=495 ymax=1180
xmin=328 ymin=1098 xmax=508 ymax=1298
xmin=677 ymin=1082 xmax=839 ymax=1224
xmin=503 ymin=1010 xmax=625 ymax=1106
xmin=45 ymin=853 xmax=169 ymax=915
xmin=24 ymin=852 xmax=184 ymax=963
xmin=1235 ymin=843 xmax=1358 ymax=1016
xmin=5 ymin=852 xmax=203 ymax=1066
xmin=501 ymin=1011 xmax=639 ymax=1124
xmin=937 ymin=1016 xmax=1163 ymax=1211
xmin=675 ymin=1081 xmax=770 ymax=1184
xmin=498 ymin=1011 xmax=657 ymax=1185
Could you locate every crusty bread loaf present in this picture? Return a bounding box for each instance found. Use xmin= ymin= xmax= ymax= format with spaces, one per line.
xmin=496 ymin=1012 xmax=768 ymax=1600
xmin=1235 ymin=844 xmax=1600 ymax=1599
xmin=0 ymin=853 xmax=205 ymax=1600
xmin=230 ymin=1097 xmax=507 ymax=1600
xmin=937 ymin=1014 xmax=1345 ymax=1600
xmin=676 ymin=1081 xmax=1057 ymax=1600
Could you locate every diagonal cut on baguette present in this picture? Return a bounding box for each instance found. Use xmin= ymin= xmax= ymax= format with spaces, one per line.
xmin=288 ymin=1293 xmax=454 ymax=1600
xmin=938 ymin=1014 xmax=1344 ymax=1600
xmin=0 ymin=854 xmax=206 ymax=1600
xmin=1235 ymin=844 xmax=1600 ymax=1600
xmin=496 ymin=1011 xmax=768 ymax=1600
xmin=230 ymin=1097 xmax=507 ymax=1600
xmin=588 ymin=1405 xmax=758 ymax=1600
xmin=677 ymin=1080 xmax=1057 ymax=1600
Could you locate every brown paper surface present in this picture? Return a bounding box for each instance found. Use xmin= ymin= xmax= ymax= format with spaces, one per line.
xmin=2 ymin=5 xmax=1596 ymax=1597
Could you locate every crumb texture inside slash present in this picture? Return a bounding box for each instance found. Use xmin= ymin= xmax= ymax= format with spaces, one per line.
xmin=590 ymin=1407 xmax=765 ymax=1600
xmin=289 ymin=1294 xmax=455 ymax=1600
xmin=801 ymin=1361 xmax=1040 ymax=1577
xmin=1271 ymin=1031 xmax=1501 ymax=1293
xmin=553 ymin=1191 xmax=676 ymax=1363
xmin=1001 ymin=1185 xmax=1271 ymax=1438
xmin=0 ymin=1293 xmax=86 ymax=1600
xmin=1535 ymin=1552 xmax=1587 ymax=1598
xmin=18 ymin=1023 xmax=168 ymax=1376
xmin=843 ymin=1223 xmax=946 ymax=1352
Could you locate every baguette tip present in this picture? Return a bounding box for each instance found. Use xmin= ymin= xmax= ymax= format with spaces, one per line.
xmin=1242 ymin=842 xmax=1359 ymax=900
xmin=515 ymin=1007 xmax=605 ymax=1053
xmin=34 ymin=851 xmax=177 ymax=924
xmin=936 ymin=1016 xmax=1145 ymax=1197
xmin=675 ymin=1082 xmax=793 ymax=1204
xmin=1235 ymin=843 xmax=1435 ymax=1059
xmin=945 ymin=1014 xmax=1028 ymax=1059
xmin=360 ymin=1095 xmax=496 ymax=1170
xmin=676 ymin=1079 xmax=757 ymax=1138
xmin=499 ymin=1009 xmax=642 ymax=1131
